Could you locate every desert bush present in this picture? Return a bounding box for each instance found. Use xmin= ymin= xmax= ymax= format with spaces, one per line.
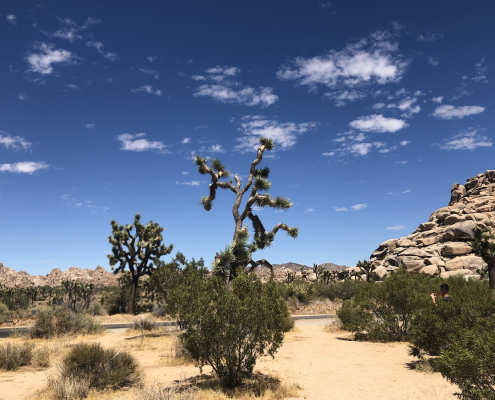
xmin=0 ymin=302 xmax=9 ymax=322
xmin=136 ymin=382 xmax=197 ymax=400
xmin=410 ymin=277 xmax=495 ymax=357
xmin=133 ymin=315 xmax=157 ymax=332
xmin=168 ymin=272 xmax=290 ymax=389
xmin=61 ymin=343 xmax=141 ymax=390
xmin=314 ymin=280 xmax=366 ymax=301
xmin=0 ymin=342 xmax=34 ymax=371
xmin=87 ymin=302 xmax=105 ymax=316
xmin=32 ymin=346 xmax=51 ymax=368
xmin=435 ymin=329 xmax=495 ymax=400
xmin=30 ymin=308 xmax=103 ymax=338
xmin=337 ymin=269 xmax=434 ymax=341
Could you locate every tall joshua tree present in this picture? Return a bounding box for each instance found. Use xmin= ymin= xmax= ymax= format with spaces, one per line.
xmin=471 ymin=227 xmax=495 ymax=289
xmin=194 ymin=137 xmax=298 ymax=283
xmin=108 ymin=213 xmax=173 ymax=314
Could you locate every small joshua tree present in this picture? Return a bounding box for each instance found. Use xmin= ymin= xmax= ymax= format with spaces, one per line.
xmin=471 ymin=227 xmax=495 ymax=289
xmin=108 ymin=213 xmax=173 ymax=314
xmin=313 ymin=264 xmax=323 ymax=282
xmin=356 ymin=260 xmax=376 ymax=282
xmin=194 ymin=137 xmax=298 ymax=283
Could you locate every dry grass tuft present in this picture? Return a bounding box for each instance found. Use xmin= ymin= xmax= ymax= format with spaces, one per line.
xmin=324 ymin=317 xmax=344 ymax=333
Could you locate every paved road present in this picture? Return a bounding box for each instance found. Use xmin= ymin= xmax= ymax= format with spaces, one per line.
xmin=0 ymin=314 xmax=336 ymax=338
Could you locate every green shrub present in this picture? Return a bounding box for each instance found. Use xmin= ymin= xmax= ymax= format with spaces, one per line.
xmin=133 ymin=316 xmax=157 ymax=332
xmin=30 ymin=308 xmax=103 ymax=339
xmin=337 ymin=269 xmax=435 ymax=341
xmin=410 ymin=277 xmax=495 ymax=357
xmin=61 ymin=343 xmax=141 ymax=390
xmin=313 ymin=280 xmax=366 ymax=301
xmin=0 ymin=342 xmax=34 ymax=371
xmin=0 ymin=302 xmax=9 ymax=322
xmin=169 ymin=272 xmax=290 ymax=389
xmin=32 ymin=346 xmax=51 ymax=368
xmin=435 ymin=329 xmax=495 ymax=400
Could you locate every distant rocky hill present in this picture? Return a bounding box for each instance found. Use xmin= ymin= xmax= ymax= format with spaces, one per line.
xmin=0 ymin=263 xmax=119 ymax=288
xmin=367 ymin=170 xmax=495 ymax=280
xmin=255 ymin=261 xmax=349 ymax=282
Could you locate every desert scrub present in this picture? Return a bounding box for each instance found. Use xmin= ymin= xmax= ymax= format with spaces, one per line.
xmin=61 ymin=343 xmax=141 ymax=390
xmin=168 ymin=272 xmax=290 ymax=389
xmin=32 ymin=346 xmax=51 ymax=368
xmin=29 ymin=308 xmax=103 ymax=338
xmin=46 ymin=372 xmax=90 ymax=400
xmin=133 ymin=315 xmax=157 ymax=332
xmin=0 ymin=342 xmax=34 ymax=371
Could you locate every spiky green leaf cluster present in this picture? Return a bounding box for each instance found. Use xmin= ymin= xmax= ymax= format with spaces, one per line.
xmin=259 ymin=136 xmax=273 ymax=151
xmin=200 ymin=196 xmax=212 ymax=211
xmin=273 ymin=196 xmax=292 ymax=210
xmin=254 ymin=177 xmax=271 ymax=191
xmin=194 ymin=155 xmax=208 ymax=174
xmin=211 ymin=158 xmax=231 ymax=177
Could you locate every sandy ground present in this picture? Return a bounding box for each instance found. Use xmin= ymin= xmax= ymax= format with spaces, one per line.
xmin=0 ymin=318 xmax=457 ymax=400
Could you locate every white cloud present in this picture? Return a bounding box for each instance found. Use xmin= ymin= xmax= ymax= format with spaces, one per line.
xmin=349 ymin=114 xmax=407 ymax=133
xmin=182 ymin=171 xmax=189 ymax=175
xmin=235 ymin=115 xmax=317 ymax=152
xmin=324 ymin=90 xmax=367 ymax=106
xmin=433 ymin=105 xmax=485 ymax=119
xmin=195 ymin=125 xmax=209 ymax=130
xmin=387 ymin=225 xmax=407 ymax=231
xmin=427 ymin=57 xmax=439 ymax=66
xmin=86 ymin=123 xmax=95 ymax=129
xmin=0 ymin=132 xmax=31 ymax=150
xmin=277 ymin=30 xmax=407 ymax=90
xmin=65 ymin=83 xmax=77 ymax=89
xmin=207 ymin=144 xmax=224 ymax=153
xmin=147 ymin=56 xmax=157 ymax=63
xmin=26 ymin=42 xmax=76 ymax=75
xmin=130 ymin=85 xmax=162 ymax=96
xmin=18 ymin=93 xmax=28 ymax=101
xmin=0 ymin=162 xmax=48 ymax=174
xmin=388 ymin=189 xmax=411 ymax=195
xmin=432 ymin=96 xmax=443 ymax=104
xmin=117 ymin=133 xmax=166 ymax=152
xmin=372 ymin=102 xmax=386 ymax=109
xmin=440 ymin=130 xmax=492 ymax=151
xmin=323 ymin=131 xmax=392 ymax=157
xmin=139 ymin=69 xmax=159 ymax=79
xmin=192 ymin=66 xmax=278 ymax=107
xmin=334 ymin=203 xmax=367 ymax=212
xmin=86 ymin=41 xmax=118 ymax=61
xmin=471 ymin=58 xmax=488 ymax=83
xmin=320 ymin=2 xmax=332 ymax=9
xmin=417 ymin=33 xmax=444 ymax=43
xmin=194 ymin=85 xmax=278 ymax=107
xmin=304 ymin=208 xmax=315 ymax=213
xmin=176 ymin=180 xmax=203 ymax=186
xmin=182 ymin=138 xmax=191 ymax=144
xmin=400 ymin=140 xmax=410 ymax=146
xmin=6 ymin=14 xmax=17 ymax=25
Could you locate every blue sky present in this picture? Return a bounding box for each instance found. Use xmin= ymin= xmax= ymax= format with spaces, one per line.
xmin=1 ymin=0 xmax=494 ymax=274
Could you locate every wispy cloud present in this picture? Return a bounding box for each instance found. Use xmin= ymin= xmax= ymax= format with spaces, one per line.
xmin=130 ymin=85 xmax=162 ymax=96
xmin=0 ymin=132 xmax=31 ymax=150
xmin=6 ymin=14 xmax=17 ymax=25
xmin=62 ymin=194 xmax=108 ymax=213
xmin=192 ymin=65 xmax=278 ymax=107
xmin=139 ymin=68 xmax=159 ymax=79
xmin=86 ymin=123 xmax=95 ymax=129
xmin=117 ymin=133 xmax=166 ymax=152
xmin=349 ymin=114 xmax=407 ymax=133
xmin=0 ymin=162 xmax=48 ymax=174
xmin=388 ymin=189 xmax=411 ymax=195
xmin=427 ymin=56 xmax=439 ymax=66
xmin=400 ymin=140 xmax=410 ymax=146
xmin=324 ymin=90 xmax=367 ymax=106
xmin=417 ymin=32 xmax=444 ymax=43
xmin=277 ymin=30 xmax=407 ymax=91
xmin=18 ymin=93 xmax=28 ymax=101
xmin=432 ymin=96 xmax=443 ymax=104
xmin=42 ymin=17 xmax=101 ymax=42
xmin=182 ymin=138 xmax=191 ymax=144
xmin=386 ymin=225 xmax=407 ymax=230
xmin=86 ymin=41 xmax=118 ymax=61
xmin=335 ymin=203 xmax=368 ymax=212
xmin=147 ymin=56 xmax=157 ymax=63
xmin=440 ymin=130 xmax=492 ymax=150
xmin=304 ymin=208 xmax=315 ymax=213
xmin=433 ymin=105 xmax=485 ymax=119
xmin=26 ymin=42 xmax=76 ymax=75
xmin=235 ymin=115 xmax=317 ymax=152
xmin=65 ymin=83 xmax=77 ymax=89
xmin=176 ymin=180 xmax=204 ymax=186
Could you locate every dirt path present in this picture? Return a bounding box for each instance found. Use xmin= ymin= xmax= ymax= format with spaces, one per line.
xmin=0 ymin=319 xmax=458 ymax=399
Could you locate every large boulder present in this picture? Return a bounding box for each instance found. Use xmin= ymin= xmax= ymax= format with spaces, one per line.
xmin=441 ymin=242 xmax=473 ymax=256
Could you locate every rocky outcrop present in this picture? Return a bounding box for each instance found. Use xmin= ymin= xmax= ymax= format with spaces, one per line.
xmin=369 ymin=170 xmax=495 ymax=280
xmin=0 ymin=263 xmax=120 ymax=288
xmin=255 ymin=262 xmax=348 ymax=282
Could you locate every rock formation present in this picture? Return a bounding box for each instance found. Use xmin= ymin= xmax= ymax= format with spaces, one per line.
xmin=0 ymin=263 xmax=119 ymax=288
xmin=255 ymin=262 xmax=348 ymax=282
xmin=369 ymin=170 xmax=495 ymax=280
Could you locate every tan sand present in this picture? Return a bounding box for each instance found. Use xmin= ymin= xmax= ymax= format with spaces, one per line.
xmin=0 ymin=319 xmax=457 ymax=400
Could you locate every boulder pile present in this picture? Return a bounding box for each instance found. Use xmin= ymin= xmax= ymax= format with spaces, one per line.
xmin=369 ymin=170 xmax=495 ymax=280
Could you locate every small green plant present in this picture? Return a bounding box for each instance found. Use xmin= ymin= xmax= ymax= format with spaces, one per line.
xmin=133 ymin=315 xmax=157 ymax=333
xmin=0 ymin=342 xmax=34 ymax=371
xmin=169 ymin=271 xmax=290 ymax=389
xmin=61 ymin=343 xmax=141 ymax=390
xmin=32 ymin=346 xmax=51 ymax=368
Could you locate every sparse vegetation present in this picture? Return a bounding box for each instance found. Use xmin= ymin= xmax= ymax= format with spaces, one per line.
xmin=0 ymin=342 xmax=34 ymax=371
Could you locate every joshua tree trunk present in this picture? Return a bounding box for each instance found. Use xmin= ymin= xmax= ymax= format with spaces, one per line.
xmin=488 ymin=261 xmax=495 ymax=290
xmin=128 ymin=275 xmax=139 ymax=315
